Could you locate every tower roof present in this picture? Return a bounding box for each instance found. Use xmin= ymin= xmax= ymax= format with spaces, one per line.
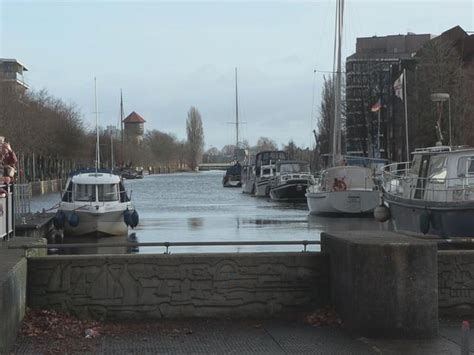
xmin=123 ymin=111 xmax=146 ymax=123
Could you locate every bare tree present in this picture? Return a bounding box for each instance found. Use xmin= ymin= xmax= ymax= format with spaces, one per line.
xmin=254 ymin=137 xmax=277 ymax=152
xmin=316 ymin=76 xmax=334 ymax=156
xmin=186 ymin=107 xmax=205 ymax=171
xmin=411 ymin=38 xmax=467 ymax=148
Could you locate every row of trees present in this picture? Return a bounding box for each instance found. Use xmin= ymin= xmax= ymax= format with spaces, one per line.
xmin=0 ymin=85 xmax=206 ymax=178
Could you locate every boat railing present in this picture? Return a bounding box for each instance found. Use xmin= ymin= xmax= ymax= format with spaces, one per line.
xmin=382 ymin=162 xmax=474 ymax=202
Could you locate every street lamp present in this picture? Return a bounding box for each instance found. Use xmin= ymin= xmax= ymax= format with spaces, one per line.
xmin=430 ymin=93 xmax=452 ymax=147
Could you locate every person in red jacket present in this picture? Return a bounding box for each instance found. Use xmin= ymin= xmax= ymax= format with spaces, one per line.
xmin=1 ymin=141 xmax=17 ymax=184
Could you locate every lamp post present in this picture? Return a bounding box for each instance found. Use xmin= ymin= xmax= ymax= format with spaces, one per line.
xmin=430 ymin=93 xmax=452 ymax=147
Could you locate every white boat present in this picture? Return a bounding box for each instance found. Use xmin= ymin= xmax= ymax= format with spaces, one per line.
xmin=55 ymin=169 xmax=137 ymax=236
xmin=306 ymin=165 xmax=379 ymax=214
xmin=379 ymin=145 xmax=474 ymax=237
xmin=54 ymin=79 xmax=139 ymax=237
xmin=306 ymin=0 xmax=379 ymax=215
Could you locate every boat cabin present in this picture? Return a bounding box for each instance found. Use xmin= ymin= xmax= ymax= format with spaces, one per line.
xmin=255 ymin=150 xmax=287 ymax=178
xmin=62 ymin=172 xmax=129 ymax=203
xmin=384 ymin=146 xmax=474 ymax=202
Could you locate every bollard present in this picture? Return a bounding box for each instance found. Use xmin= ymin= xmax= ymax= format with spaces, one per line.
xmin=461 ymin=320 xmax=470 ymax=355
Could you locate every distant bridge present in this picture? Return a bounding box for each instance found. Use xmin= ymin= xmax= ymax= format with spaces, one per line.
xmin=198 ymin=163 xmax=232 ymax=171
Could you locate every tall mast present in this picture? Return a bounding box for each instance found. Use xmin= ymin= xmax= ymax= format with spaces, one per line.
xmin=120 ymin=89 xmax=124 ymax=154
xmin=94 ymin=77 xmax=100 ymax=171
xmin=235 ymin=67 xmax=239 ymax=148
xmin=332 ymin=0 xmax=344 ymax=166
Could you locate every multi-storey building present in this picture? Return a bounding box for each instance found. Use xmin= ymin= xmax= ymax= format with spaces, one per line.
xmin=345 ymin=33 xmax=431 ymax=158
xmin=0 ymin=58 xmax=29 ymax=95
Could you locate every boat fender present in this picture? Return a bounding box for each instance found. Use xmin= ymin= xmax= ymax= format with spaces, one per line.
xmin=123 ymin=209 xmax=132 ymax=226
xmin=68 ymin=212 xmax=80 ymax=228
xmin=419 ymin=212 xmax=431 ymax=235
xmin=130 ymin=210 xmax=139 ymax=228
xmin=53 ymin=211 xmax=66 ymax=229
xmin=373 ymin=205 xmax=390 ymax=222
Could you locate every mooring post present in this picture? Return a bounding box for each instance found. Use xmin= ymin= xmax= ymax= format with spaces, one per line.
xmin=461 ymin=320 xmax=470 ymax=355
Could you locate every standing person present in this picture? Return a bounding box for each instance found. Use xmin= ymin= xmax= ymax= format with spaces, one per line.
xmin=1 ymin=140 xmax=17 ymax=184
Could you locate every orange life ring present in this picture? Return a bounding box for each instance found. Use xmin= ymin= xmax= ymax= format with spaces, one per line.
xmin=333 ymin=179 xmax=347 ymax=192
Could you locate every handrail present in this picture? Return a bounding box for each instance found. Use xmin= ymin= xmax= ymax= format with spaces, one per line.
xmin=8 ymin=240 xmax=320 ymax=254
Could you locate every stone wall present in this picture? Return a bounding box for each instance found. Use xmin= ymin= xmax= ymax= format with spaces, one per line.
xmin=27 ymin=252 xmax=329 ymax=319
xmin=0 ymin=237 xmax=46 ymax=353
xmin=438 ymin=250 xmax=474 ymax=316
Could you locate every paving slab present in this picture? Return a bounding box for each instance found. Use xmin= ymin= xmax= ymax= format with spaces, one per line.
xmin=12 ymin=318 xmax=473 ymax=354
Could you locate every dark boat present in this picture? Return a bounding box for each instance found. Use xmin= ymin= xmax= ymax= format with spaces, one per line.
xmin=222 ymin=162 xmax=242 ymax=187
xmin=269 ymin=161 xmax=312 ymax=202
xmin=379 ymin=145 xmax=474 ymax=237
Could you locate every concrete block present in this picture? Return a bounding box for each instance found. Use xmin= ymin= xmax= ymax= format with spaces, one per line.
xmin=321 ymin=231 xmax=438 ymax=338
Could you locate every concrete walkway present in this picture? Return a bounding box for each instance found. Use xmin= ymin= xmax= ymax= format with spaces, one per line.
xmin=11 ymin=319 xmax=472 ymax=354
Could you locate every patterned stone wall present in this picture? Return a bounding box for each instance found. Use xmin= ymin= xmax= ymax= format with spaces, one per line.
xmin=438 ymin=250 xmax=474 ymax=316
xmin=27 ymin=252 xmax=328 ymax=319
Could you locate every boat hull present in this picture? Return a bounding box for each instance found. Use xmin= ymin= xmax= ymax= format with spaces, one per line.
xmin=59 ymin=208 xmax=130 ymax=237
xmin=306 ymin=190 xmax=379 ymax=215
xmin=255 ymin=179 xmax=271 ymax=197
xmin=270 ymin=181 xmax=308 ymax=202
xmin=385 ymin=196 xmax=474 ymax=238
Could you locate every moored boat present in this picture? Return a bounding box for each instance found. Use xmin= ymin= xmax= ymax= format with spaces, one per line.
xmin=222 ymin=161 xmax=242 ymax=187
xmin=306 ymin=165 xmax=379 ymax=214
xmin=269 ymin=161 xmax=312 ymax=202
xmin=55 ymin=169 xmax=138 ymax=237
xmin=379 ymin=145 xmax=474 ymax=237
xmin=254 ymin=150 xmax=288 ymax=197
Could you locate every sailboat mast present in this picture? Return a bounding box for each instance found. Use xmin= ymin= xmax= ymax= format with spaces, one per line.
xmin=332 ymin=0 xmax=344 ymax=166
xmin=120 ymin=89 xmax=124 ymax=164
xmin=94 ymin=77 xmax=100 ymax=171
xmin=235 ymin=67 xmax=239 ymax=148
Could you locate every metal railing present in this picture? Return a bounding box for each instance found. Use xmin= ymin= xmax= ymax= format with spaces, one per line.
xmin=382 ymin=162 xmax=474 ymax=202
xmin=8 ymin=240 xmax=320 ymax=255
xmin=0 ymin=184 xmax=14 ymax=240
xmin=14 ymin=183 xmax=31 ymax=219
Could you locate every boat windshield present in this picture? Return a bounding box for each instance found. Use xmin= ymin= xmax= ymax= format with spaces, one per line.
xmin=279 ymin=163 xmax=308 ymax=173
xmin=75 ymin=184 xmax=96 ymax=202
xmin=98 ymin=184 xmax=119 ymax=201
xmin=457 ymin=156 xmax=474 ymax=177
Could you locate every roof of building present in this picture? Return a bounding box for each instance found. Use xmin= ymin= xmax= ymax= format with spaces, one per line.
xmin=123 ymin=111 xmax=146 ymax=123
xmin=0 ymin=58 xmax=28 ymax=71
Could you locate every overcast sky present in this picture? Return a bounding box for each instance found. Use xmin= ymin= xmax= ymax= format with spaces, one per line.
xmin=1 ymin=0 xmax=472 ymax=150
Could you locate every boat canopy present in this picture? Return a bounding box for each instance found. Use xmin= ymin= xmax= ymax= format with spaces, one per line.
xmin=71 ymin=173 xmax=121 ymax=185
xmin=276 ymin=161 xmax=309 ymax=174
xmin=322 ymin=166 xmax=375 ymax=189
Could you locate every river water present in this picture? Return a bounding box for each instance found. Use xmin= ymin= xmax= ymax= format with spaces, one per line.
xmin=30 ymin=171 xmax=388 ymax=254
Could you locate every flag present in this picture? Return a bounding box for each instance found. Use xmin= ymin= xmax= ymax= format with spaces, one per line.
xmin=394 ymin=72 xmax=404 ymax=101
xmin=370 ymin=100 xmax=381 ymax=113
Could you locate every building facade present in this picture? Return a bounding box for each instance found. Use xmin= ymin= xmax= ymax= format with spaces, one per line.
xmin=345 ymin=34 xmax=431 ymax=158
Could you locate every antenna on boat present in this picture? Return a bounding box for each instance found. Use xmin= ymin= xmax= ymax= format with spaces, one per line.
xmin=235 ymin=67 xmax=239 ymax=148
xmin=94 ymin=77 xmax=100 ymax=172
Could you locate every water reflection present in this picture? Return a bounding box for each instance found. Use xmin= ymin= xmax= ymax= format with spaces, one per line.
xmin=187 ymin=217 xmax=204 ymax=230
xmin=30 ymin=171 xmax=390 ymax=254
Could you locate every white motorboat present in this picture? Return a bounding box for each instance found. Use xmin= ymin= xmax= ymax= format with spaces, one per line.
xmin=54 ymin=79 xmax=139 ymax=237
xmin=306 ymin=165 xmax=379 ymax=214
xmin=55 ymin=169 xmax=138 ymax=236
